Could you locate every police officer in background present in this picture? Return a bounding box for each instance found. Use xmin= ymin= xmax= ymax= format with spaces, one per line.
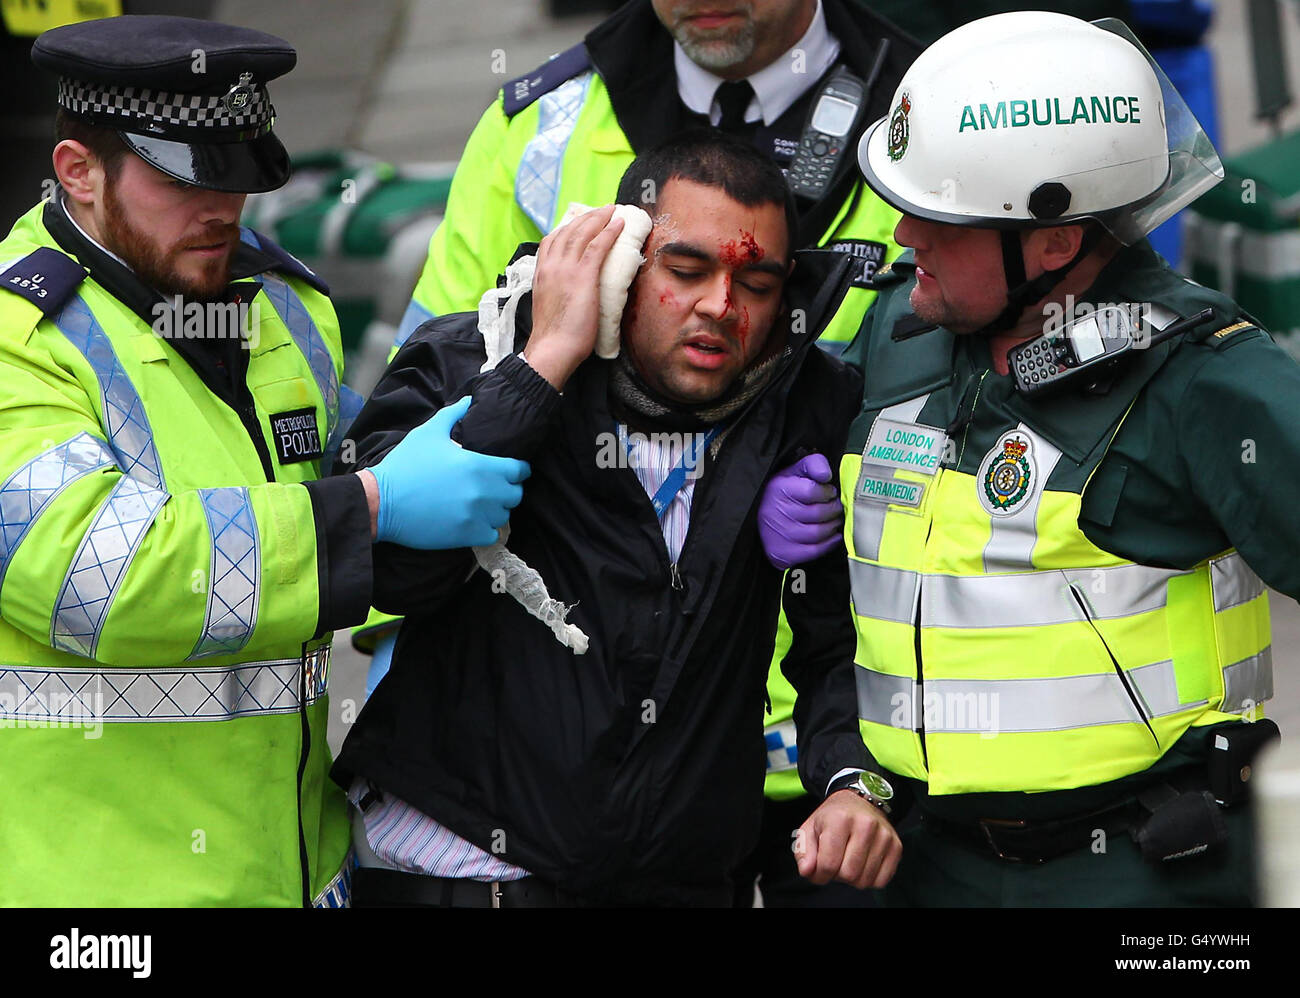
xmin=0 ymin=14 xmax=527 ymax=906
xmin=357 ymin=0 xmax=921 ymax=908
xmin=762 ymin=11 xmax=1299 ymax=906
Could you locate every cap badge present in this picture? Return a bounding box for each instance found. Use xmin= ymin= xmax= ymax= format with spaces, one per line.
xmin=223 ymin=72 xmax=255 ymax=113
xmin=887 ymin=91 xmax=911 ymax=162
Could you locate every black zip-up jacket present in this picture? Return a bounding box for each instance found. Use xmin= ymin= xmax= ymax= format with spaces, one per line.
xmin=332 ymin=249 xmax=870 ymax=904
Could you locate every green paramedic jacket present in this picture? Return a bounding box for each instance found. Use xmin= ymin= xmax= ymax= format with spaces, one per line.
xmin=0 ymin=199 xmax=369 ymax=906
xmin=840 ymin=242 xmax=1296 ymax=817
xmin=371 ymin=0 xmax=920 ymax=800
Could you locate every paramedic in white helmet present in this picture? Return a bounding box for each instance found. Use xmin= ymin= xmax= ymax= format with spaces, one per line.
xmin=760 ymin=11 xmax=1300 ymax=906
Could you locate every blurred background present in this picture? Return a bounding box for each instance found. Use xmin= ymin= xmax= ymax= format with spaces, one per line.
xmin=6 ymin=0 xmax=1300 ymax=391
xmin=4 ymin=0 xmax=1300 ymax=899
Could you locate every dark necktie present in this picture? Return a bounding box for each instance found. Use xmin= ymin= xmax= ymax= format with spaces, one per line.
xmin=714 ymin=79 xmax=756 ymax=134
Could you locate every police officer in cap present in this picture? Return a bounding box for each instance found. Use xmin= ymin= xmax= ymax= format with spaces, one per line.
xmin=0 ymin=14 xmax=528 ymax=906
xmin=759 ymin=11 xmax=1300 ymax=906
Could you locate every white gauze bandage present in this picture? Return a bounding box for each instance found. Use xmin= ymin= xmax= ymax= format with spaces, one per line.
xmin=555 ymin=202 xmax=653 ymax=359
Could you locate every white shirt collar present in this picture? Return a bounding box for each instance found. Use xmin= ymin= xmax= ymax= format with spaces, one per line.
xmin=58 ymin=191 xmax=133 ymax=271
xmin=672 ymin=0 xmax=840 ymax=127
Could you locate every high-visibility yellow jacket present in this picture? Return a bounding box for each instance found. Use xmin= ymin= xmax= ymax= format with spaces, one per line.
xmin=841 ymin=247 xmax=1275 ymax=796
xmin=0 ymin=200 xmax=362 ymax=906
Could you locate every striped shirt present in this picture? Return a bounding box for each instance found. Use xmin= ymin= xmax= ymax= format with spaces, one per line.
xmin=618 ymin=422 xmax=705 ymax=562
xmin=355 ymin=427 xmax=702 ymax=878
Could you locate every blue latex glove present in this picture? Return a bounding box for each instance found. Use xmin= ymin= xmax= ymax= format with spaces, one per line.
xmin=370 ymin=395 xmax=530 ymax=549
xmin=758 ymin=453 xmax=844 ymax=569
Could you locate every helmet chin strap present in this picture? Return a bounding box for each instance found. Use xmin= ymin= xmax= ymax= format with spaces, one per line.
xmin=980 ymin=225 xmax=1105 ymax=335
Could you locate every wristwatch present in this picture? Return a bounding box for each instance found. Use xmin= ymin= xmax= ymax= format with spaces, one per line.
xmin=829 ymin=770 xmax=894 ymax=815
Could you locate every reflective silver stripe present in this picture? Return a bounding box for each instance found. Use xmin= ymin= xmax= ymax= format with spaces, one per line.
xmin=852 ymin=394 xmax=930 ymax=560
xmin=257 ymin=272 xmax=339 ymax=446
xmin=323 ymin=383 xmax=365 ymax=473
xmin=1128 ymin=659 xmax=1202 ymax=717
xmin=312 ymin=849 xmax=355 ymax=908
xmin=923 ymin=673 xmax=1146 ymax=733
xmin=52 ymin=476 xmax=169 ymax=658
xmin=926 ymin=563 xmax=1186 ymax=628
xmin=0 ymin=433 xmax=115 ymax=592
xmin=515 ymin=72 xmax=592 ymax=232
xmin=1221 ymin=648 xmax=1273 ymax=713
xmin=304 ymin=644 xmax=330 ymax=703
xmin=855 ymin=667 xmax=916 ymax=727
xmin=764 ymin=718 xmax=798 ymax=771
xmin=879 ymin=659 xmax=1204 ymax=734
xmin=851 ymin=559 xmax=1185 ymax=629
xmin=393 ymin=299 xmax=435 ymax=349
xmin=982 ymin=423 xmax=1063 ymax=572
xmin=1145 ymin=302 xmax=1180 ymax=333
xmin=0 ymin=650 xmax=328 ymax=722
xmin=849 ymin=559 xmax=918 ymax=624
xmin=851 ymin=490 xmax=889 ymax=563
xmin=190 ymin=487 xmax=261 ymax=660
xmin=1210 ymin=552 xmax=1266 ymax=612
xmin=53 ymin=297 xmax=166 ymax=490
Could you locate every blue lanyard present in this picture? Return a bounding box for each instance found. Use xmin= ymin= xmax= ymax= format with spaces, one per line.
xmin=619 ymin=424 xmax=721 ymax=519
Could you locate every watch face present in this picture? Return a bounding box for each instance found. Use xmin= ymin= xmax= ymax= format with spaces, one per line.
xmin=860 ymin=771 xmax=894 ymax=801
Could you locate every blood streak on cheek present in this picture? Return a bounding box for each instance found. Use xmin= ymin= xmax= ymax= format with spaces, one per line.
xmin=738 ymin=306 xmax=750 ymax=345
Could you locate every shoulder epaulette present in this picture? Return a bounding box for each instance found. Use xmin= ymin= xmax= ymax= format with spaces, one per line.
xmin=1208 ymin=320 xmax=1258 ymax=344
xmin=0 ymin=247 xmax=87 ymax=317
xmin=865 ymin=260 xmax=912 ymax=289
xmin=238 ymin=227 xmax=331 ymax=295
xmin=502 ymin=43 xmax=592 ymax=118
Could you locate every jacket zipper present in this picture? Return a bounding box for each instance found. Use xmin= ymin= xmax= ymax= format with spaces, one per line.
xmin=1068 ymin=583 xmax=1159 ymax=745
xmin=914 ymin=374 xmax=983 ymax=769
xmin=913 ymin=537 xmax=930 ymax=769
xmin=295 ymin=644 xmax=313 ymax=907
xmin=239 ymin=399 xmax=277 ymax=482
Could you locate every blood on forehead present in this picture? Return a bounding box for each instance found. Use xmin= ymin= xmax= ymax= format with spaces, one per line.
xmin=719 ymin=229 xmax=766 ymax=267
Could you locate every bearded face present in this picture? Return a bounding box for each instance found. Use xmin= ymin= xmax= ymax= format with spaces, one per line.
xmin=95 ymin=154 xmax=245 ymax=301
xmin=651 ymin=1 xmax=815 ymax=78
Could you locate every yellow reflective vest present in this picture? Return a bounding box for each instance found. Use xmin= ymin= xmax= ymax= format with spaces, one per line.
xmin=842 ymin=253 xmax=1273 ymax=796
xmin=0 ymin=201 xmax=353 ymax=906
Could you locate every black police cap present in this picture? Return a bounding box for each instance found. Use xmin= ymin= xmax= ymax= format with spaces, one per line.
xmin=32 ymin=15 xmax=297 ymax=194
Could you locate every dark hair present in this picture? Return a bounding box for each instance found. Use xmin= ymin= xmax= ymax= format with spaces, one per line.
xmin=615 ymin=129 xmax=799 ymax=256
xmin=55 ymin=108 xmax=130 ymax=182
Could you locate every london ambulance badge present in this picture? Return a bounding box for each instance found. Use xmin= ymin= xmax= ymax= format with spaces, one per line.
xmin=887 ymin=91 xmax=911 ymax=162
xmin=979 ymin=433 xmax=1034 ymax=516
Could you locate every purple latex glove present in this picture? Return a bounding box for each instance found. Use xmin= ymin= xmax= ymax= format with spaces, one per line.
xmin=758 ymin=453 xmax=845 ymax=569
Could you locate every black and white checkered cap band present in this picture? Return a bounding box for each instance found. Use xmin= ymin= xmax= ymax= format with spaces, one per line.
xmin=58 ymin=77 xmax=273 ymax=134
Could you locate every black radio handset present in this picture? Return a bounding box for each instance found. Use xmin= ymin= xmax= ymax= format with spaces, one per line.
xmin=1009 ymin=307 xmax=1215 ymax=398
xmin=787 ymin=40 xmax=889 ymax=201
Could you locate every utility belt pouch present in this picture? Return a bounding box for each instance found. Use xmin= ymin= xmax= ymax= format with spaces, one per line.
xmin=1208 ymin=718 xmax=1280 ymax=806
xmin=1132 ymin=785 xmax=1228 ymax=864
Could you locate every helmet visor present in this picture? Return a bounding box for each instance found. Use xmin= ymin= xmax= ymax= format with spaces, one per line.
xmin=1084 ymin=17 xmax=1224 ymax=243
